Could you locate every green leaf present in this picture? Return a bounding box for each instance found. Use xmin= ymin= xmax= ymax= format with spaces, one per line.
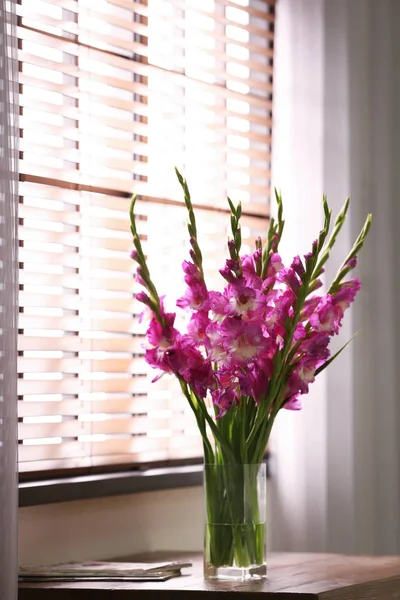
xmin=174 ymin=166 xmax=184 ymax=186
xmin=274 ymin=188 xmax=282 ymax=221
xmin=314 ymin=331 xmax=359 ymax=376
xmin=227 ymin=197 xmax=236 ymax=215
xmin=235 ymin=228 xmax=241 ymax=247
xmin=129 ymin=194 xmax=138 ymax=237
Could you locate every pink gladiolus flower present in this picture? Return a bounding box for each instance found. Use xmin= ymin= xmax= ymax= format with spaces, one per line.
xmin=291 ymin=255 xmax=305 ymax=278
xmin=278 ymin=267 xmax=301 ymax=292
xmin=177 ymin=348 xmax=214 ymax=398
xmin=215 ymin=370 xmax=237 ymax=387
xmin=304 ymin=250 xmax=313 ymax=263
xmin=219 ymin=264 xmax=236 ymax=283
xmin=296 ymin=355 xmax=320 ymax=386
xmin=145 ymin=346 xmax=174 ymax=374
xmin=275 ymin=288 xmax=296 ymax=313
xmin=283 ymin=395 xmax=303 ymax=411
xmin=299 ymin=332 xmax=330 ymax=359
xmin=309 ymin=294 xmax=342 ymax=335
xmin=205 ymin=321 xmax=230 ymax=364
xmin=301 ymin=296 xmax=322 ymax=320
xmin=269 ymin=289 xmax=296 ymax=332
xmin=345 ymin=257 xmax=357 ymax=270
xmin=146 ymin=313 xmax=176 ymax=347
xmin=220 ymin=318 xmax=269 ymax=365
xmin=238 ymin=360 xmax=273 ymax=402
xmin=136 ymin=291 xmax=151 ymax=306
xmin=209 ymin=291 xmax=228 ymax=316
xmin=187 ymin=362 xmax=214 ymax=398
xmin=271 ymin=232 xmax=279 ymax=252
xmin=263 ymin=318 xmax=286 ymax=350
xmin=260 ymin=276 xmax=274 ymax=294
xmin=267 ymin=253 xmax=284 ymax=277
xmin=130 ymin=248 xmax=138 ymax=260
xmin=145 ymin=323 xmax=183 ymax=374
xmin=293 ymin=322 xmax=306 ymax=341
xmin=224 ymin=281 xmax=265 ymax=319
xmin=182 ymin=260 xmax=202 ymax=280
xmin=187 ymin=311 xmax=210 ymax=345
xmin=285 ymin=352 xmax=325 ymax=403
xmin=176 ymin=279 xmax=209 ymax=311
xmin=333 ymin=278 xmax=361 ymax=312
xmin=142 ymin=298 xmax=184 ymax=377
xmin=241 ymin=252 xmax=263 ymax=289
xmin=138 ymin=305 xmax=153 ymax=324
xmin=284 ymin=371 xmax=308 ymax=399
xmin=227 ymin=258 xmax=241 ymax=272
xmin=241 ymin=254 xmax=256 ymax=276
xmin=212 ymin=385 xmax=237 ymax=418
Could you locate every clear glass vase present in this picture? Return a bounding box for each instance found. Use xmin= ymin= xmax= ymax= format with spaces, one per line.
xmin=203 ymin=463 xmax=267 ymax=580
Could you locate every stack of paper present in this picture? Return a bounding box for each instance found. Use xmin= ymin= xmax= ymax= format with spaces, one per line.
xmin=19 ymin=560 xmax=192 ymax=582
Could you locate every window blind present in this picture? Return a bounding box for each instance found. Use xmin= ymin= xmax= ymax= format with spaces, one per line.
xmin=0 ymin=0 xmax=19 ymax=595
xmin=17 ymin=0 xmax=275 ymax=475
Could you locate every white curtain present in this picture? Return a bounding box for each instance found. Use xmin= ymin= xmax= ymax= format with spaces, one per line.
xmin=0 ymin=0 xmax=19 ymax=597
xmin=270 ymin=0 xmax=400 ymax=554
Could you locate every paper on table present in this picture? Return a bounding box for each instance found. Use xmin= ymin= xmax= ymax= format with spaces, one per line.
xmin=19 ymin=560 xmax=192 ymax=582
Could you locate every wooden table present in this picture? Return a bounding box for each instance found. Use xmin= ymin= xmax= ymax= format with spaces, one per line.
xmin=18 ymin=553 xmax=400 ymax=599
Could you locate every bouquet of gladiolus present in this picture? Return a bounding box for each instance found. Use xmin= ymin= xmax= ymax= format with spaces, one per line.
xmin=129 ymin=169 xmax=371 ymax=575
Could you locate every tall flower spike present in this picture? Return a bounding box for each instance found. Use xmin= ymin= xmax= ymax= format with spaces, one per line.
xmin=312 ymin=197 xmax=349 ymax=280
xmin=274 ymin=188 xmax=285 ymax=246
xmin=261 ymin=188 xmax=284 ymax=278
xmin=227 ymin=197 xmax=242 ymax=277
xmin=129 ymin=195 xmax=163 ymax=323
xmin=175 ymin=167 xmax=204 ymax=279
xmin=329 ymin=213 xmax=372 ymax=292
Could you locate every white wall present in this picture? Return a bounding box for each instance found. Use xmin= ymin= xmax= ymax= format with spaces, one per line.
xmin=19 ymin=485 xmax=276 ymax=565
xmin=19 ymin=487 xmax=204 ymax=566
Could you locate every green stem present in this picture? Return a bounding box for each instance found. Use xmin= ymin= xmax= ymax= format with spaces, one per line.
xmin=178 ymin=379 xmax=214 ymax=461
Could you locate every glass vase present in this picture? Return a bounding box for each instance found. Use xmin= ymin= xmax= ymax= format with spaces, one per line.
xmin=203 ymin=463 xmax=267 ymax=580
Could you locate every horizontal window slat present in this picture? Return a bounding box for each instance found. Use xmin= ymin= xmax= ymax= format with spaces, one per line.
xmin=19 ymin=292 xmax=81 ymax=311
xmin=18 ymin=445 xmax=201 ymax=472
xmin=18 ymin=335 xmax=144 ymax=354
xmin=18 ymin=395 xmax=183 ymax=419
xmin=19 ymin=434 xmax=201 ymax=462
xmin=18 ymin=357 xmax=147 ymax=374
xmin=19 ymin=315 xmax=141 ymax=333
xmin=19 ymin=414 xmax=192 ymax=440
xmin=19 ymin=249 xmax=81 ymax=269
xmin=18 ymin=376 xmax=149 ymax=396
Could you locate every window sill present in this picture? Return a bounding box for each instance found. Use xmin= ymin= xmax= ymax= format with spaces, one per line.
xmin=19 ymin=455 xmax=270 ymax=507
xmin=19 ymin=464 xmax=203 ymax=507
